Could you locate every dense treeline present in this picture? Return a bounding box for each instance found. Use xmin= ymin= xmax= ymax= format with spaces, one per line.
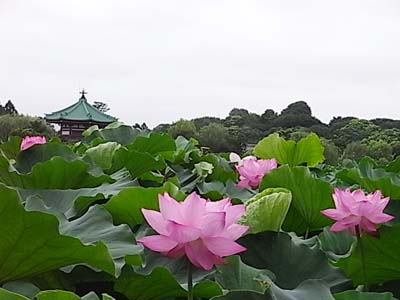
xmin=0 ymin=100 xmax=55 ymax=141
xmin=154 ymin=101 xmax=400 ymax=164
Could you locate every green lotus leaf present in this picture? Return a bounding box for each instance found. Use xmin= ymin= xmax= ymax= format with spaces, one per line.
xmin=0 ymin=288 xmax=29 ymax=300
xmin=0 ymin=156 xmax=113 ymax=189
xmin=115 ymin=266 xmax=222 ymax=300
xmin=239 ymin=231 xmax=348 ymax=290
xmin=334 ymin=290 xmax=396 ymax=300
xmin=241 ymin=188 xmax=292 ymax=233
xmin=336 ymin=157 xmax=400 ymax=200
xmin=0 ymin=184 xmax=114 ymax=284
xmin=337 ymin=224 xmax=400 ymax=285
xmin=84 ymin=142 xmax=121 ymax=170
xmin=82 ymin=123 xmax=142 ymax=145
xmin=15 ymin=142 xmax=78 ymax=173
xmin=128 ymin=132 xmax=176 ymax=160
xmin=254 ymin=133 xmax=325 ymax=167
xmin=104 ymin=182 xmax=185 ymax=227
xmin=260 ymin=166 xmax=334 ymax=233
xmin=111 ymin=148 xmax=165 ymax=178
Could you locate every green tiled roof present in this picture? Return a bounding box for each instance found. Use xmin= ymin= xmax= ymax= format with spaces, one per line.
xmin=45 ymin=95 xmax=117 ymax=123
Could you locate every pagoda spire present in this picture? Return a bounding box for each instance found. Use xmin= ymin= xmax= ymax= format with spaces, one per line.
xmin=79 ymin=89 xmax=88 ymax=100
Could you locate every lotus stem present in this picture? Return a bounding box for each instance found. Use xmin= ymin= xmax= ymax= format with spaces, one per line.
xmin=355 ymin=225 xmax=368 ymax=291
xmin=304 ymin=227 xmax=310 ymax=239
xmin=187 ymin=261 xmax=193 ymax=300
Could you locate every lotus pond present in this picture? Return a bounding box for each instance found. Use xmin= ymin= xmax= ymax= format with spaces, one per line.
xmin=1 ymin=124 xmax=400 ymax=300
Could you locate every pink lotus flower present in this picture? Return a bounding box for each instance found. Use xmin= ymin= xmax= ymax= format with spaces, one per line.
xmin=321 ymin=188 xmax=394 ymax=235
xmin=137 ymin=192 xmax=249 ymax=270
xmin=20 ymin=136 xmax=47 ymax=151
xmin=230 ymin=153 xmax=277 ymax=189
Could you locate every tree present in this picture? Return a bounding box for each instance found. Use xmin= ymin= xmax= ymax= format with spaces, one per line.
xmin=0 ymin=100 xmax=18 ymax=115
xmin=260 ymin=109 xmax=278 ymax=130
xmin=272 ymin=101 xmax=322 ymax=129
xmin=153 ymin=123 xmax=171 ymax=133
xmin=365 ymin=140 xmax=393 ymax=165
xmin=0 ymin=115 xmax=56 ymax=142
xmin=198 ymin=123 xmax=231 ymax=152
xmin=93 ymin=101 xmax=110 ymax=113
xmin=281 ymin=101 xmax=312 ymax=116
xmin=168 ymin=119 xmax=198 ymax=139
xmin=343 ymin=142 xmax=369 ymax=161
xmin=321 ymin=138 xmax=341 ymax=165
xmin=192 ymin=117 xmax=223 ymax=129
xmin=332 ymin=119 xmax=380 ymax=149
xmin=328 ymin=116 xmax=355 ymax=132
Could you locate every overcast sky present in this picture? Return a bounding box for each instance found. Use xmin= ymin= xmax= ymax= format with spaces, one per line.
xmin=1 ymin=0 xmax=400 ymax=127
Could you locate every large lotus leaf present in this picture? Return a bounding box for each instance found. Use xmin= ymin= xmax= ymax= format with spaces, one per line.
xmin=260 ymin=166 xmax=334 ymax=233
xmin=115 ymin=266 xmax=222 ymax=300
xmin=239 ymin=231 xmax=348 ymax=290
xmin=35 ymin=290 xmax=116 ymax=300
xmin=1 ymin=281 xmax=40 ymax=299
xmin=318 ymin=227 xmax=355 ymax=261
xmin=196 ymin=180 xmax=254 ymax=202
xmin=15 ymin=142 xmax=78 ymax=173
xmin=241 ymin=188 xmax=292 ymax=233
xmin=214 ymin=281 xmax=336 ymax=300
xmin=254 ymin=133 xmax=324 ymax=167
xmin=0 ymin=288 xmax=29 ymax=300
xmin=194 ymin=154 xmax=237 ymax=183
xmin=20 ymin=169 xmax=138 ymax=218
xmin=337 ymin=224 xmax=400 ymax=285
xmin=111 ymin=148 xmax=165 ymax=178
xmin=386 ymin=157 xmax=400 ymax=173
xmin=214 ymin=256 xmax=335 ymax=300
xmin=133 ymin=250 xmax=213 ymax=283
xmin=0 ymin=136 xmax=21 ymax=160
xmin=84 ymin=142 xmax=121 ymax=170
xmin=35 ymin=290 xmax=80 ymax=300
xmin=60 ymin=205 xmax=143 ymax=276
xmin=0 ymin=289 xmax=116 ymax=300
xmin=0 ymin=156 xmax=113 ymax=189
xmin=104 ymin=182 xmax=185 ymax=227
xmin=334 ymin=290 xmax=396 ymax=300
xmin=173 ymin=136 xmax=201 ymax=163
xmin=82 ymin=123 xmax=142 ymax=145
xmin=0 ymin=184 xmax=114 ymax=284
xmin=215 ymin=256 xmax=270 ymax=294
xmin=128 ymin=132 xmax=176 ymax=159
xmin=267 ymin=280 xmax=335 ymax=300
xmin=82 ymin=293 xmax=116 ymax=300
xmin=336 ymin=157 xmax=400 ymax=200
xmin=120 ymin=251 xmax=217 ymax=298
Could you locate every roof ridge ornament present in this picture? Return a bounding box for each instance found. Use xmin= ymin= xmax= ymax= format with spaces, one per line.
xmin=79 ymin=89 xmax=87 ymax=100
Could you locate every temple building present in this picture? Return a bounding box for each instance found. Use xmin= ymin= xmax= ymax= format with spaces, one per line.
xmin=45 ymin=90 xmax=117 ymax=141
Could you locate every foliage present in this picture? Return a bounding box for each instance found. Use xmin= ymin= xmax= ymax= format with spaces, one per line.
xmin=153 ymin=101 xmax=400 ymax=161
xmin=198 ymin=123 xmax=231 ymax=152
xmin=0 ymin=123 xmax=399 ymax=299
xmin=0 ymin=100 xmax=18 ymax=115
xmin=168 ymin=119 xmax=198 ymax=139
xmin=0 ymin=114 xmax=56 ymax=142
xmin=93 ymin=101 xmax=110 ymax=113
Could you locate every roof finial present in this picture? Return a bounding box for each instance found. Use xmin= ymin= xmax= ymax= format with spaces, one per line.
xmin=80 ymin=89 xmax=87 ymax=100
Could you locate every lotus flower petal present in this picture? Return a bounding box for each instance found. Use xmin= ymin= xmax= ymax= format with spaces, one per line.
xmin=321 ymin=188 xmax=395 ymax=235
xmin=185 ymin=240 xmax=216 ymax=270
xmin=141 ymin=209 xmax=170 ymax=236
xmin=137 ymin=235 xmax=178 ymax=252
xmin=203 ymin=237 xmax=246 ymax=257
xmin=138 ymin=192 xmax=248 ymax=270
xmin=234 ymin=156 xmax=277 ymax=189
xmin=20 ymin=136 xmax=46 ymax=151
